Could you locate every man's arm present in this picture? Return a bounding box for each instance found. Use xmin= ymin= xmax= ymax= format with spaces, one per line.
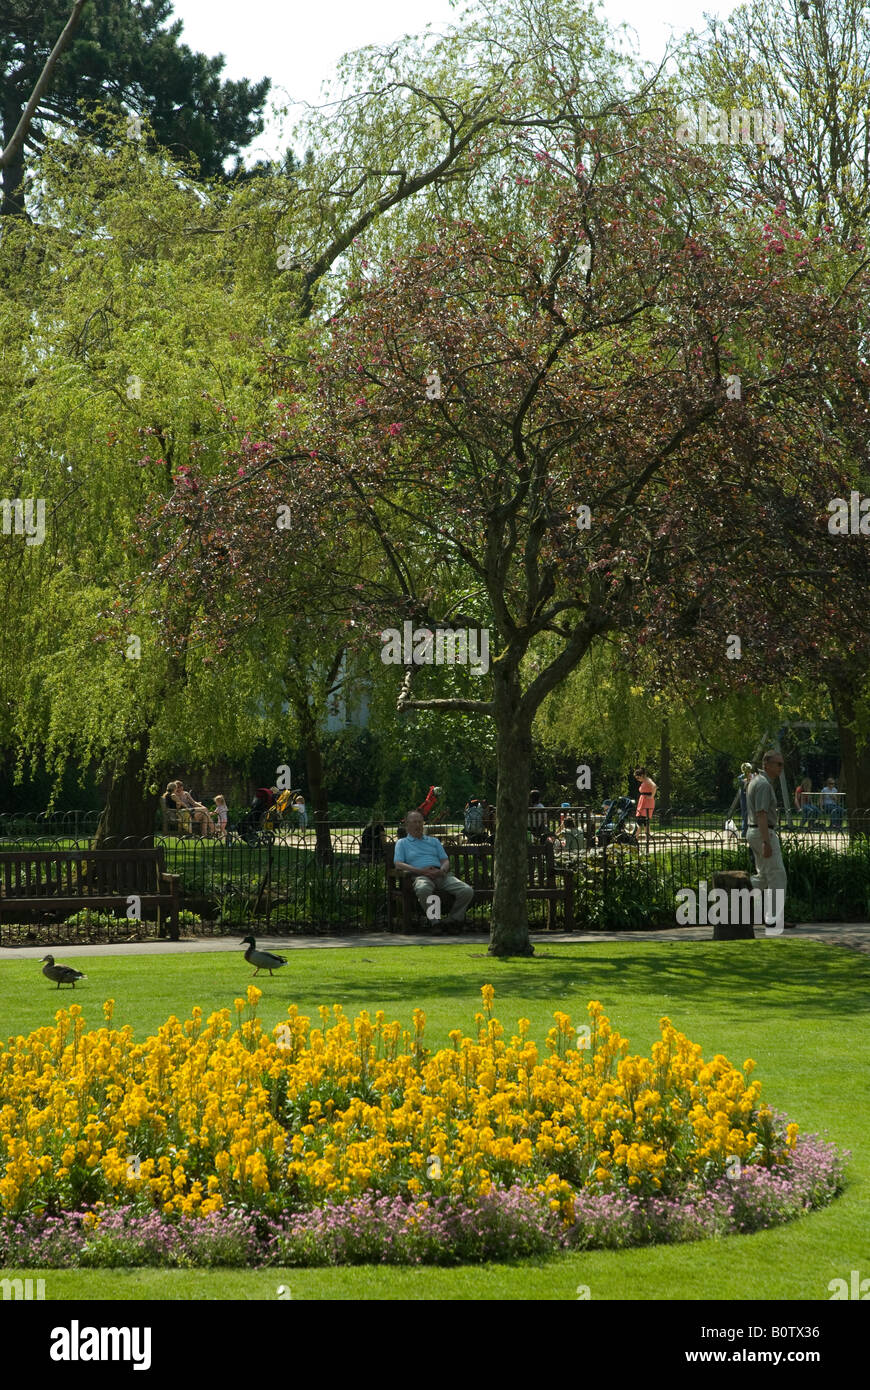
xmin=756 ymin=808 xmax=773 ymax=857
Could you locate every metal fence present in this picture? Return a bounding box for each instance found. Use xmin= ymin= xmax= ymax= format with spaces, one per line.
xmin=0 ymin=810 xmax=101 ymax=839
xmin=1 ymin=813 xmax=869 ymax=942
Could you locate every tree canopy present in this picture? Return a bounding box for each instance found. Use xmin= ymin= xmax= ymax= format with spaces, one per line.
xmin=0 ymin=0 xmax=270 ymax=216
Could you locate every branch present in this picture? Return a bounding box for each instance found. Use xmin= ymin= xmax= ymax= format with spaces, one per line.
xmin=0 ymin=0 xmax=88 ymax=172
xmin=397 ymin=696 xmax=495 ymax=714
xmin=395 ymin=663 xmax=492 ymax=716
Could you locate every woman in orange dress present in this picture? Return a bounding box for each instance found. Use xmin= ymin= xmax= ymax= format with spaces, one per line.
xmin=634 ymin=766 xmax=657 ymax=844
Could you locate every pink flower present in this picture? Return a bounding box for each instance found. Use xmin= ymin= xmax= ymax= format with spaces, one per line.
xmin=388 ymin=423 xmax=402 ymax=436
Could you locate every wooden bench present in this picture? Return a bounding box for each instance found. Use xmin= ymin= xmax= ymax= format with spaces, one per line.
xmin=384 ymin=839 xmax=574 ymax=932
xmin=0 ymin=848 xmax=181 ymax=940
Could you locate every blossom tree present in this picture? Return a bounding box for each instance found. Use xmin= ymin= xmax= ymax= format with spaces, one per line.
xmin=184 ymin=109 xmax=849 ymax=955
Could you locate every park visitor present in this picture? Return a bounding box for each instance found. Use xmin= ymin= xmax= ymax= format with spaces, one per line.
xmin=528 ymin=789 xmax=547 ymax=840
xmin=393 ymin=810 xmax=474 ymax=927
xmin=213 ymin=794 xmax=228 ymax=839
xmin=737 ymin=762 xmax=754 ymax=837
xmin=634 ymin=766 xmax=657 ymax=844
xmin=746 ymin=752 xmax=792 ymax=929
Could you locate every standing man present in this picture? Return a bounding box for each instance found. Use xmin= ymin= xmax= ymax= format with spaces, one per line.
xmin=745 ymin=751 xmax=792 ymax=931
xmin=393 ymin=811 xmax=474 ymax=927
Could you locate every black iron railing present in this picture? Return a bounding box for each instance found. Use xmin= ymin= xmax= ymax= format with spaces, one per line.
xmin=1 ymin=811 xmax=869 ymax=940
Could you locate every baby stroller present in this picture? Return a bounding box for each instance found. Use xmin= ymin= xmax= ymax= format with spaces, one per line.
xmin=597 ymin=796 xmax=638 ymax=847
xmin=396 ymin=785 xmax=442 ymax=838
xmin=233 ymin=787 xmax=287 ymax=846
xmin=464 ymin=798 xmax=491 ymax=844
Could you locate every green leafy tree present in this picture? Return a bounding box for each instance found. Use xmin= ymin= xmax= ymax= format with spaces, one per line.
xmin=0 ymin=117 xmax=301 ymax=836
xmin=673 ymin=0 xmax=870 ymax=814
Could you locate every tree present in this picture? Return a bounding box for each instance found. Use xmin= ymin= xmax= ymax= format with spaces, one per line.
xmin=0 ymin=0 xmax=270 ymax=216
xmin=0 ymin=117 xmax=304 ymax=836
xmin=196 ymin=106 xmax=847 ymax=955
xmin=675 ymin=0 xmax=870 ymax=812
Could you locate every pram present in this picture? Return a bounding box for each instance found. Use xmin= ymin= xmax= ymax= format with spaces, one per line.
xmin=396 ymin=785 xmax=442 ymax=838
xmin=596 ymin=796 xmax=638 ymax=847
xmin=232 ymin=788 xmax=294 ymax=846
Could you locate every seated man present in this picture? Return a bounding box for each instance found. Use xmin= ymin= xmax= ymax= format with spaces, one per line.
xmin=821 ymin=777 xmax=844 ymax=827
xmin=393 ymin=810 xmax=474 ymax=926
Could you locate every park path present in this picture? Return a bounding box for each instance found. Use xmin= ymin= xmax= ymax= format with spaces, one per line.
xmin=1 ymin=920 xmax=868 ymax=960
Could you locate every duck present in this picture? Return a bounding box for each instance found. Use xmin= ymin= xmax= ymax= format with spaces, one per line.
xmin=41 ymin=954 xmax=87 ymax=989
xmin=240 ymin=935 xmax=287 ymax=977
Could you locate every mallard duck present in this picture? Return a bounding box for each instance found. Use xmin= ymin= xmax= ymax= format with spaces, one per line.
xmin=41 ymin=954 xmax=87 ymax=989
xmin=240 ymin=935 xmax=287 ymax=977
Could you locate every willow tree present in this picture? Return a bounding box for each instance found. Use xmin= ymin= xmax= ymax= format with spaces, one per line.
xmin=0 ymin=117 xmax=304 ymax=837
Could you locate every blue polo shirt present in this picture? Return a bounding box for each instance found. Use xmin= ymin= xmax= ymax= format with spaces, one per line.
xmin=394 ymin=834 xmax=447 ymax=869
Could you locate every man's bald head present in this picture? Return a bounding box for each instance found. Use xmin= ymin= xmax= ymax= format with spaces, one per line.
xmin=406 ymin=811 xmax=424 ymax=836
xmin=762 ymin=750 xmax=784 ymax=772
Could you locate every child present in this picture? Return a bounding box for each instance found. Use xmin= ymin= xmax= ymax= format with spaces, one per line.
xmin=292 ymin=792 xmax=307 ymax=830
xmin=213 ymin=794 xmax=228 ymax=840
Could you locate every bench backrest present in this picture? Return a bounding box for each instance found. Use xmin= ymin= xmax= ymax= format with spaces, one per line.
xmin=0 ymin=848 xmax=167 ymax=899
xmin=384 ymin=840 xmax=556 ymax=888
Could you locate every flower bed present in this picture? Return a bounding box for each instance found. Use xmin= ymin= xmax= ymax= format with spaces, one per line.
xmin=0 ymin=988 xmax=846 ymax=1265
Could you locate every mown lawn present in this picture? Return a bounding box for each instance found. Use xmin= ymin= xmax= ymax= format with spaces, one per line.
xmin=1 ymin=938 xmax=867 ymax=1301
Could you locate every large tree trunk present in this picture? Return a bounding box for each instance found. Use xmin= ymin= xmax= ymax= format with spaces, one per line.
xmin=488 ymin=665 xmax=535 ymax=957
xmin=828 ymin=673 xmax=870 ymax=838
xmin=93 ymin=737 xmax=158 ymax=845
xmin=297 ymin=704 xmax=333 ymax=864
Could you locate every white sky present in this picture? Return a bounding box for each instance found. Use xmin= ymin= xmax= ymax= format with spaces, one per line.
xmin=167 ymin=0 xmax=740 ymax=161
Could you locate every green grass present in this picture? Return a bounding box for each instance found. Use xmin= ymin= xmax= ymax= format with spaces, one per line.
xmin=1 ymin=939 xmax=867 ymax=1300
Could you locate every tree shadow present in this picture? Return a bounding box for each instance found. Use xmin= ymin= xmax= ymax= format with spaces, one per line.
xmin=279 ymin=940 xmax=870 ymax=1023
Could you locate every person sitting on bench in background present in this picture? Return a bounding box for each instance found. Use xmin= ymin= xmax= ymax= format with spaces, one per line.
xmin=393 ymin=810 xmax=474 ymax=927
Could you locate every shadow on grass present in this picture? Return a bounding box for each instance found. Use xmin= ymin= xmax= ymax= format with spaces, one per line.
xmin=268 ymin=940 xmax=870 ymax=1022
